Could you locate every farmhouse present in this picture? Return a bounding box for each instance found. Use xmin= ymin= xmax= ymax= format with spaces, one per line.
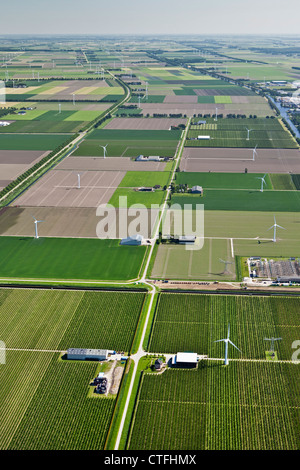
xmin=120 ymin=234 xmax=144 ymax=246
xmin=154 ymin=358 xmax=163 ymax=370
xmin=191 ymin=185 xmax=203 ymax=194
xmin=172 ymin=352 xmax=198 ymax=368
xmin=67 ymin=348 xmax=109 ymax=361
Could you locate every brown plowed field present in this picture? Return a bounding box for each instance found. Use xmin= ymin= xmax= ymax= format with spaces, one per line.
xmin=104 ymin=117 xmax=187 ymax=130
xmin=11 ymin=169 xmax=126 ymax=208
xmin=180 ymin=148 xmax=300 ymax=173
xmin=56 ymin=156 xmax=167 ymax=172
xmin=0 ymin=206 xmax=156 ymax=238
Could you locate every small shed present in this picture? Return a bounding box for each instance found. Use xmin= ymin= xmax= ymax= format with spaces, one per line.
xmin=177 ymin=235 xmax=196 ymax=245
xmin=120 ymin=234 xmax=144 ymax=246
xmin=197 ymin=135 xmax=210 ymax=140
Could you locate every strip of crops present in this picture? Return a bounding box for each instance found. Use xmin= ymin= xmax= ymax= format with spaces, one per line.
xmin=128 ymin=362 xmax=300 ymax=450
xmin=9 ymin=355 xmax=116 ymax=450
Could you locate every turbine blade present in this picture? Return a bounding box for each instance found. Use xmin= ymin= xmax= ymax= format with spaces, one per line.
xmin=214 ymin=339 xmax=225 ymax=343
xmin=277 ymin=224 xmax=285 ymax=230
xmin=227 ymin=324 xmax=230 ymax=339
xmin=229 ymin=340 xmax=241 ymax=352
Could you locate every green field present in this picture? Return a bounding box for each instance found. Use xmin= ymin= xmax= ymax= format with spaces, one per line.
xmin=0 ymin=134 xmax=71 ymax=150
xmin=148 ymin=293 xmax=300 ymax=359
xmin=128 ymin=361 xmax=299 ymax=450
xmin=186 ymin=118 xmax=297 ymax=149
xmin=119 ymin=171 xmax=171 ymax=188
xmin=0 ymin=237 xmax=146 ymax=281
xmin=175 ymin=172 xmax=273 ymax=190
xmin=171 ymin=189 xmax=300 ymax=212
xmin=151 ymin=238 xmax=235 ymax=281
xmin=108 ymin=187 xmax=166 ymax=208
xmin=74 ymin=129 xmax=181 ymax=157
xmin=0 ymin=288 xmax=146 ymax=449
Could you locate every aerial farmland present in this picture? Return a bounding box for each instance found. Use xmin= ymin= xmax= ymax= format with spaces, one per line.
xmin=0 ymin=23 xmax=299 ymax=456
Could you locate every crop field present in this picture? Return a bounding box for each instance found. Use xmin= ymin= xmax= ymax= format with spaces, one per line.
xmin=147 ymin=292 xmax=300 ymax=358
xmin=0 ymin=237 xmax=147 ymax=281
xmin=0 ymin=150 xmax=49 ymax=185
xmin=73 ymin=129 xmax=181 ymax=158
xmin=175 ymin=172 xmax=273 ymax=189
xmin=108 ymin=187 xmax=166 ymax=209
xmin=0 ymin=288 xmax=145 ymax=449
xmin=0 ymin=134 xmax=71 ymax=150
xmin=119 ymin=171 xmax=171 ymax=188
xmin=12 ymin=169 xmax=126 ymax=208
xmin=151 ymin=238 xmax=235 ymax=281
xmin=104 ymin=117 xmax=187 ymax=130
xmin=171 ymin=188 xmax=300 ymax=212
xmin=180 ymin=148 xmax=300 ymax=173
xmin=56 ymin=156 xmax=168 ymax=172
xmin=186 ymin=118 xmax=297 ymax=149
xmin=128 ymin=361 xmax=300 ymax=450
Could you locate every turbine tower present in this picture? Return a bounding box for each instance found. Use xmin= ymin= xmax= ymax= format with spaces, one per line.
xmin=267 ymin=215 xmax=285 ymax=242
xmin=215 ymin=107 xmax=218 ymax=121
xmin=72 ymin=93 xmax=75 ymax=106
xmin=252 ymin=145 xmax=258 ymax=161
xmin=32 ymin=216 xmax=44 ymax=239
xmin=264 ymin=337 xmax=282 ymax=353
xmin=214 ymin=324 xmax=241 ymax=366
xmin=245 ymin=127 xmax=253 ymax=141
xmin=219 ymin=258 xmax=233 ymax=274
xmin=256 ymin=174 xmax=267 ymax=192
xmin=100 ymin=144 xmax=108 ymax=159
xmin=74 ymin=172 xmax=84 ymax=189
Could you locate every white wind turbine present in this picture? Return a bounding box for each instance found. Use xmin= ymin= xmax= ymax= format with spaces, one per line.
xmin=267 ymin=215 xmax=285 ymax=242
xmin=245 ymin=127 xmax=253 ymax=141
xmin=100 ymin=144 xmax=108 ymax=159
xmin=74 ymin=171 xmax=84 ymax=189
xmin=32 ymin=216 xmax=44 ymax=239
xmin=256 ymin=173 xmax=267 ymax=192
xmin=214 ymin=324 xmax=241 ymax=366
xmin=252 ymin=145 xmax=258 ymax=161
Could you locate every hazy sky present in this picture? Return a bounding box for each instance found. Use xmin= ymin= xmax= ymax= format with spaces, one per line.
xmin=0 ymin=0 xmax=300 ymax=35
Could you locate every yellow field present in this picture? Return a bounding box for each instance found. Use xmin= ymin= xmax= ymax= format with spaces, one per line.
xmin=74 ymin=86 xmax=99 ymax=94
xmin=7 ymin=86 xmax=40 ymax=94
xmin=39 ymin=86 xmax=68 ymax=95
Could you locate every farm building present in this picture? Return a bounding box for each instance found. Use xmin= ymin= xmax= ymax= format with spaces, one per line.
xmin=137 ymin=187 xmax=154 ymax=192
xmin=120 ymin=234 xmax=144 ymax=246
xmin=191 ymin=185 xmax=203 ymax=194
xmin=177 ymin=235 xmax=196 ymax=245
xmin=67 ymin=348 xmax=109 ymax=361
xmin=197 ymin=135 xmax=210 ymax=140
xmin=172 ymin=352 xmax=198 ymax=368
xmin=276 ymin=276 xmax=300 ymax=284
xmin=197 ymin=120 xmax=206 ymax=125
xmin=136 ymin=155 xmax=161 ymax=162
xmin=0 ymin=121 xmax=10 ymax=127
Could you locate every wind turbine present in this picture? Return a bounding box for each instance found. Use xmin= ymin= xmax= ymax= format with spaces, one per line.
xmin=215 ymin=107 xmax=218 ymax=121
xmin=245 ymin=127 xmax=253 ymax=141
xmin=267 ymin=215 xmax=285 ymax=242
xmin=214 ymin=324 xmax=241 ymax=366
xmin=32 ymin=216 xmax=44 ymax=239
xmin=264 ymin=337 xmax=282 ymax=354
xmin=219 ymin=258 xmax=234 ymax=274
xmin=256 ymin=173 xmax=267 ymax=192
xmin=74 ymin=171 xmax=84 ymax=189
xmin=252 ymin=145 xmax=258 ymax=161
xmin=100 ymin=144 xmax=108 ymax=159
